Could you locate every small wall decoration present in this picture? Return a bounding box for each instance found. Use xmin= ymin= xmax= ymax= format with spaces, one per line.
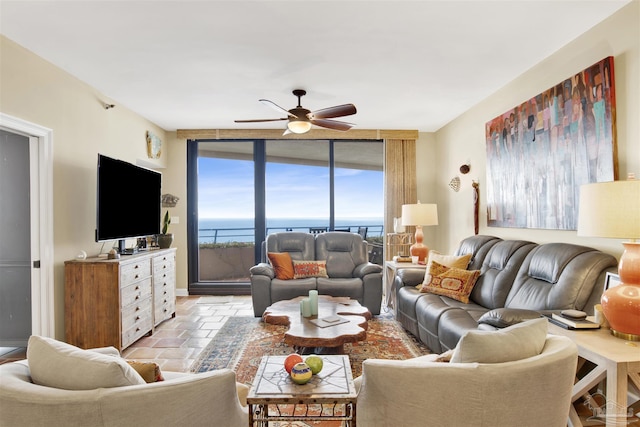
xmin=146 ymin=131 xmax=162 ymax=159
xmin=162 ymin=193 xmax=179 ymax=208
xmin=485 ymin=56 xmax=617 ymax=230
xmin=449 ymin=176 xmax=461 ymax=192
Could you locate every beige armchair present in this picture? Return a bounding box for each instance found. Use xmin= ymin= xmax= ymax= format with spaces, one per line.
xmin=355 ymin=330 xmax=578 ymax=427
xmin=0 ymin=338 xmax=248 ymax=427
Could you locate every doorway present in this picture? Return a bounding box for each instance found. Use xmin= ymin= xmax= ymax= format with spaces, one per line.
xmin=0 ymin=113 xmax=54 ymax=343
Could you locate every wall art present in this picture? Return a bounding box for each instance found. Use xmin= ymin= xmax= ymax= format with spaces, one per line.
xmin=146 ymin=131 xmax=162 ymax=159
xmin=485 ymin=56 xmax=617 ymax=230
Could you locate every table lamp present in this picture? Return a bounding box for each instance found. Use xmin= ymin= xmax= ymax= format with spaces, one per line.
xmin=577 ymin=178 xmax=640 ymax=341
xmin=401 ymin=202 xmax=438 ymax=263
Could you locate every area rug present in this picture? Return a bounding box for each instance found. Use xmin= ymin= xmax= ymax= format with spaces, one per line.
xmin=191 ymin=316 xmax=431 ymax=386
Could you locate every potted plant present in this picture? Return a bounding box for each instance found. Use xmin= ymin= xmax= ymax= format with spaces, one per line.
xmin=157 ymin=211 xmax=173 ymax=249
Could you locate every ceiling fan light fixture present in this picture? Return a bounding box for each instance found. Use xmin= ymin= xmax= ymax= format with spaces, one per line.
xmin=287 ymin=119 xmax=312 ymax=134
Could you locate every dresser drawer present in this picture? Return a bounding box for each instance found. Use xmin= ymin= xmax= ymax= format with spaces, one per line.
xmin=153 ymin=254 xmax=175 ymax=277
xmin=122 ymin=306 xmax=153 ymax=349
xmin=154 ymin=297 xmax=176 ymax=324
xmin=121 ymin=277 xmax=152 ymax=307
xmin=120 ymin=261 xmax=151 ymax=287
xmin=121 ymin=296 xmax=152 ymax=330
xmin=154 ymin=269 xmax=175 ymax=292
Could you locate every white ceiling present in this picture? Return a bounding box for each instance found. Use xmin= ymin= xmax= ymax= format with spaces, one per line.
xmin=0 ymin=0 xmax=631 ymax=133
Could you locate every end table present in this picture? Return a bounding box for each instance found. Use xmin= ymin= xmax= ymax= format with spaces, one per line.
xmin=247 ymin=354 xmax=357 ymax=426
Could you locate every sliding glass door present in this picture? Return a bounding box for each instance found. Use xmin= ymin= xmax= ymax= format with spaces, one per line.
xmin=188 ymin=139 xmax=383 ymax=294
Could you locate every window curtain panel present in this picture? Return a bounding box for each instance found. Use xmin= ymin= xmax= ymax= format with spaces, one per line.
xmin=384 ymin=139 xmax=417 ymax=260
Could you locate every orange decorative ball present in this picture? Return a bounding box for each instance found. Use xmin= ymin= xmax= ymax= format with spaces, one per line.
xmin=284 ymin=354 xmax=304 ymax=374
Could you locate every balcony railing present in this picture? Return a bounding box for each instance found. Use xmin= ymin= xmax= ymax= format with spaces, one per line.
xmin=198 ymin=224 xmax=384 ymax=245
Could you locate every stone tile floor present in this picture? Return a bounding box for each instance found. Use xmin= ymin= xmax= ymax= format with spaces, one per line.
xmin=0 ymin=295 xmax=255 ymax=372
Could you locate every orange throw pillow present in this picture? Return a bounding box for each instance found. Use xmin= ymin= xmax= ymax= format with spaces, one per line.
xmin=267 ymin=252 xmax=295 ymax=280
xmin=420 ymin=261 xmax=481 ymax=304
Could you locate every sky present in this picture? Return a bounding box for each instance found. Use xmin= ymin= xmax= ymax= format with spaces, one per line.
xmin=197 ymin=157 xmax=383 ymax=220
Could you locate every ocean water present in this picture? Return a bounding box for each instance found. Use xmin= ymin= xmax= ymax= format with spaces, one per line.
xmin=198 ymin=217 xmax=383 ymax=243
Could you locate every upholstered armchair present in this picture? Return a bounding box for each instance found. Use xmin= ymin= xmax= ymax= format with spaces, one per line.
xmin=0 ymin=336 xmax=248 ymax=427
xmin=354 ymin=319 xmax=578 ymax=427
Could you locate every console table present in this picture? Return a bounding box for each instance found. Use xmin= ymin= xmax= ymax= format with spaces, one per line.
xmin=548 ymin=320 xmax=640 ymax=427
xmin=64 ymin=248 xmax=176 ymax=350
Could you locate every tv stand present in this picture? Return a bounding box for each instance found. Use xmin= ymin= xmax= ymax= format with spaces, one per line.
xmin=64 ymin=248 xmax=177 ymax=350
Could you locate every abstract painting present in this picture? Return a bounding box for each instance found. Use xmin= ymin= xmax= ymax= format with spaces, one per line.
xmin=485 ymin=56 xmax=617 ymax=230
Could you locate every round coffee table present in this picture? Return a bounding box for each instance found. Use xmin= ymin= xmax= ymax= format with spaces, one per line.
xmin=262 ymin=295 xmax=372 ymax=354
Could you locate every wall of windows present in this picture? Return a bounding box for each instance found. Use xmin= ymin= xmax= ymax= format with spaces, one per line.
xmin=187 ymin=139 xmax=383 ymax=294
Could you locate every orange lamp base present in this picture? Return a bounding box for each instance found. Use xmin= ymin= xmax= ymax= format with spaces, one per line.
xmin=601 ymin=284 xmax=640 ymax=341
xmin=601 ymin=242 xmax=640 ymax=341
xmin=410 ymin=243 xmax=429 ymax=264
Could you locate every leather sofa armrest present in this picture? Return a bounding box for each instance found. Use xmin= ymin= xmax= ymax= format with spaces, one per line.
xmin=478 ymin=308 xmax=542 ymax=328
xmin=353 ymin=262 xmax=383 ymax=278
xmin=396 ymin=268 xmax=425 ymax=287
xmin=249 ymin=262 xmax=275 ymax=279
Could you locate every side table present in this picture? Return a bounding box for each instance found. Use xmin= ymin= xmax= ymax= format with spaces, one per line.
xmin=247 ymin=354 xmax=357 ymax=426
xmin=547 ymin=320 xmax=640 ymax=427
xmin=383 ymin=261 xmax=426 ymax=311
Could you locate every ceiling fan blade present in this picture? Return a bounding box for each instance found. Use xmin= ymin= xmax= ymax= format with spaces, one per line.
xmin=309 ymin=104 xmax=357 ymax=119
xmin=259 ymin=99 xmax=297 ymax=118
xmin=234 ymin=118 xmax=288 ymax=123
xmin=310 ymin=118 xmax=354 ymax=131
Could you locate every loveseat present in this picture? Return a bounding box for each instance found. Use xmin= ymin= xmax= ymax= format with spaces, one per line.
xmin=250 ymin=232 xmax=383 ymax=316
xmin=0 ymin=336 xmax=248 ymax=427
xmin=394 ymin=235 xmax=617 ymax=353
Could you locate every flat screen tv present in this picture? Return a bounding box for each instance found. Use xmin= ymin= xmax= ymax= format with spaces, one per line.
xmin=96 ymin=154 xmax=161 ymax=254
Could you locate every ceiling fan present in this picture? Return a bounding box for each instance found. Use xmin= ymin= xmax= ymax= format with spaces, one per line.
xmin=234 ymin=89 xmax=357 ymax=134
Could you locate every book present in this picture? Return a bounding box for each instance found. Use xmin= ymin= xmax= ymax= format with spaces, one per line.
xmin=309 ymin=316 xmax=350 ymax=328
xmin=550 ymin=313 xmax=600 ymax=329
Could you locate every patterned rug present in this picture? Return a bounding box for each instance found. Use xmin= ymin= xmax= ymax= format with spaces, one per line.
xmin=191 ymin=315 xmax=430 ymax=386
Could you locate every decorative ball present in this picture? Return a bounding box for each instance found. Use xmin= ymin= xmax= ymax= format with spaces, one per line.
xmin=284 ymin=354 xmax=304 ymax=374
xmin=290 ymin=362 xmax=313 ymax=384
xmin=305 ymin=355 xmax=323 ymax=375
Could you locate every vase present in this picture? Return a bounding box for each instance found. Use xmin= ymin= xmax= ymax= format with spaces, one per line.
xmin=394 ymin=217 xmax=405 ymax=233
xmin=157 ymin=233 xmax=174 ymax=249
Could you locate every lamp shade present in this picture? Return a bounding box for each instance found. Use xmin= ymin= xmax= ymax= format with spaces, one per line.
xmin=577 ymin=180 xmax=640 ymax=239
xmin=401 ymin=203 xmax=438 ymax=227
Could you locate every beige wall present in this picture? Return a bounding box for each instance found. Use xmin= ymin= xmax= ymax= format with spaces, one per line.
xmin=430 ymin=1 xmax=640 ymax=260
xmin=1 ymin=36 xmax=167 ymax=339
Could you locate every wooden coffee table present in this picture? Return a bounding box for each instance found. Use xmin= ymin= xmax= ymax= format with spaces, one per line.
xmin=263 ymin=295 xmax=372 ymax=354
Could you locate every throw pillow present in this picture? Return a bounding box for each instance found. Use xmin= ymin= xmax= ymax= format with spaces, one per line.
xmin=267 ymin=252 xmax=295 ymax=280
xmin=27 ymin=335 xmax=146 ymax=390
xmin=450 ymin=317 xmax=548 ymax=364
xmin=420 ymin=261 xmax=481 ymax=303
xmin=126 ymin=361 xmax=165 ymax=383
xmin=417 ymin=251 xmax=472 ymax=289
xmin=293 ymin=260 xmax=329 ymax=279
